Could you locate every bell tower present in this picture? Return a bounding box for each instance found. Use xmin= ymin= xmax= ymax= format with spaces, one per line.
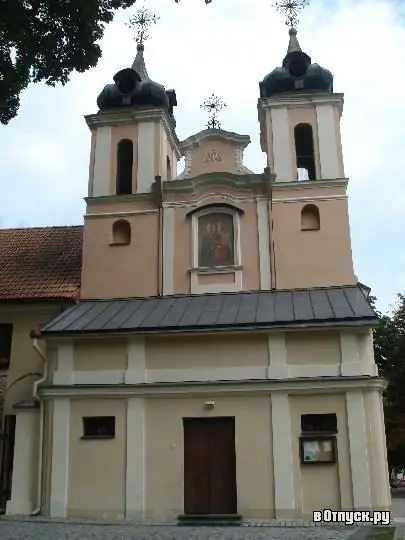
xmin=259 ymin=27 xmax=344 ymax=183
xmin=258 ymin=7 xmax=355 ymax=290
xmin=86 ymin=42 xmax=180 ymax=198
xmin=80 ymin=8 xmax=181 ymax=300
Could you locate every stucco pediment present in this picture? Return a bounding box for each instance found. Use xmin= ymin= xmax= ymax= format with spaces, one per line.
xmin=177 ymin=129 xmax=254 ymax=179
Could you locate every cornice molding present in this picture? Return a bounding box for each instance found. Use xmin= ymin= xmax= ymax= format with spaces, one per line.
xmin=85 ymin=193 xmax=152 ymax=204
xmin=257 ymin=92 xmax=344 ymax=123
xmin=85 ymin=209 xmax=158 ymax=219
xmin=179 ymin=129 xmax=251 ymax=152
xmin=272 ymin=178 xmax=349 ymax=191
xmin=84 ymin=107 xmax=182 ymax=159
xmin=162 ymin=171 xmax=274 ymax=197
xmin=39 ymin=375 xmax=386 ymax=399
xmin=258 ymin=92 xmax=344 ymax=113
xmin=272 ymin=195 xmax=347 ymax=204
xmin=186 ymin=202 xmax=245 ymax=217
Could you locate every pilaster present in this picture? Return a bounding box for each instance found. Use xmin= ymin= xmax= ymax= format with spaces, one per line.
xmin=49 ymin=398 xmax=70 ymax=517
xmin=346 ymin=390 xmax=371 ymax=509
xmin=271 ymin=393 xmax=295 ymax=517
xmin=6 ymin=404 xmax=39 ymax=515
xmin=125 ymin=397 xmax=145 ymax=519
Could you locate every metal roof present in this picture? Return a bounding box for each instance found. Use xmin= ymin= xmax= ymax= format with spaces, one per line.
xmin=41 ymin=285 xmax=378 ymax=337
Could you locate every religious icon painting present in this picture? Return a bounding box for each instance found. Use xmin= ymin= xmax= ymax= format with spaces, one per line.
xmin=198 ymin=213 xmax=235 ymax=268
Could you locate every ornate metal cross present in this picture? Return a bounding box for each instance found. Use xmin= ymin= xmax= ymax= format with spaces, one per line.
xmin=273 ymin=0 xmax=310 ymax=28
xmin=200 ymin=94 xmax=227 ymax=130
xmin=127 ymin=5 xmax=160 ymax=45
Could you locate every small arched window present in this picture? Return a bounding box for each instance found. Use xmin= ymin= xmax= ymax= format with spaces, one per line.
xmin=198 ymin=212 xmax=235 ymax=267
xmin=112 ymin=220 xmax=131 ymax=245
xmin=294 ymin=123 xmax=316 ymax=181
xmin=301 ymin=204 xmax=320 ymax=231
xmin=166 ymin=156 xmax=172 ymax=181
xmin=116 ymin=139 xmax=133 ymax=195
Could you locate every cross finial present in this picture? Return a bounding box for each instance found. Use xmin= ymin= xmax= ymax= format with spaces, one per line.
xmin=200 ymin=93 xmax=227 ymax=130
xmin=273 ymin=0 xmax=309 ymax=28
xmin=127 ymin=5 xmax=160 ymax=45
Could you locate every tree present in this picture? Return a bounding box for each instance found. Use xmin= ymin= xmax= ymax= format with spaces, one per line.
xmin=0 ymin=0 xmax=212 ymax=125
xmin=373 ymin=294 xmax=405 ymax=473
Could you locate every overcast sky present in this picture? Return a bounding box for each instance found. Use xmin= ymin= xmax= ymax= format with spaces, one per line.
xmin=1 ymin=0 xmax=404 ymax=312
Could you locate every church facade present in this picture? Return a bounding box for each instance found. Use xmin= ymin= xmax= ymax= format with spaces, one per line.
xmin=3 ymin=27 xmax=391 ymax=522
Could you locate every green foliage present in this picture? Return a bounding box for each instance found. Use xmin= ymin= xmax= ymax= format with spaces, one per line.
xmin=0 ymin=0 xmax=212 ymax=125
xmin=374 ymin=293 xmax=405 ymax=470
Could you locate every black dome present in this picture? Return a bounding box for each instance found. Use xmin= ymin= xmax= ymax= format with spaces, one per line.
xmin=260 ymin=29 xmax=333 ymax=98
xmin=96 ymin=44 xmax=177 ymax=125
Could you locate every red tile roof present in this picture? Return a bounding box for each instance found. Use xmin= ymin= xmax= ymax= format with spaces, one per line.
xmin=0 ymin=226 xmax=83 ymax=301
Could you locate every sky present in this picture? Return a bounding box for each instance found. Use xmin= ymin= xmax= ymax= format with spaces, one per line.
xmin=1 ymin=0 xmax=404 ymax=313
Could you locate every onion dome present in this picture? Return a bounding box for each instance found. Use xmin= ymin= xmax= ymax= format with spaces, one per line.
xmin=96 ymin=43 xmax=177 ymax=126
xmin=259 ymin=28 xmax=333 ymax=98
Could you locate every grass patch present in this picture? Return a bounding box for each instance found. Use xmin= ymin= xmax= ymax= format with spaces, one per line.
xmin=367 ymin=527 xmax=395 ymax=540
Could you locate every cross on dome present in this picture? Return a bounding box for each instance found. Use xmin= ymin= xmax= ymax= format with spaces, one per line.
xmin=127 ymin=5 xmax=159 ymax=45
xmin=273 ymin=0 xmax=309 ymax=28
xmin=200 ymin=94 xmax=227 ymax=130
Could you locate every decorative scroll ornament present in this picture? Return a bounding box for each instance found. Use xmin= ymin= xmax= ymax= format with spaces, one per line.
xmin=127 ymin=5 xmax=160 ymax=44
xmin=200 ymin=93 xmax=227 ymax=130
xmin=204 ymin=149 xmax=223 ymax=163
xmin=273 ymin=0 xmax=309 ymax=28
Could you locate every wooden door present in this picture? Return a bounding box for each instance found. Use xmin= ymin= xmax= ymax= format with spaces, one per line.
xmin=183 ymin=417 xmax=237 ymax=515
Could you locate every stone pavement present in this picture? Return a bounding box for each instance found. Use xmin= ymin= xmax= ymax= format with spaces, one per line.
xmin=0 ymin=517 xmax=372 ymax=540
xmin=395 ymin=523 xmax=405 ymax=539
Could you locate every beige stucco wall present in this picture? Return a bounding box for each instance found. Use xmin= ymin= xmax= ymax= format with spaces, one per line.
xmin=73 ymin=341 xmax=127 ymax=371
xmin=81 ymin=212 xmax=160 ymax=299
xmin=0 ymin=304 xmax=65 ymax=415
xmin=272 ymin=198 xmax=355 ymax=289
xmin=146 ymin=334 xmax=268 ymax=370
xmin=145 ymin=395 xmax=273 ymax=518
xmin=67 ymin=399 xmax=126 ymax=518
xmin=289 ymin=393 xmax=353 ymax=515
xmin=286 ymin=331 xmax=341 ymax=365
xmin=40 ymin=384 xmax=385 ymax=519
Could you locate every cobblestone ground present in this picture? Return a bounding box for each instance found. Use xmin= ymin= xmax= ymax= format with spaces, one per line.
xmin=0 ymin=520 xmax=370 ymax=540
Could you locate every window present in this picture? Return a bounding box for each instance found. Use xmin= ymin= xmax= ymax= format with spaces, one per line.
xmin=294 ymin=123 xmax=316 ymax=181
xmin=116 ymin=139 xmax=133 ymax=195
xmin=301 ymin=204 xmax=320 ymax=231
xmin=301 ymin=413 xmax=337 ymax=434
xmin=0 ymin=324 xmax=13 ymax=369
xmin=198 ymin=212 xmax=235 ymax=268
xmin=166 ymin=156 xmax=172 ymax=181
xmin=111 ymin=219 xmax=131 ymax=245
xmin=82 ymin=416 xmax=115 ymax=439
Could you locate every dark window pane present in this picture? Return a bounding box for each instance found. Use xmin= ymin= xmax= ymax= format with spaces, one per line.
xmin=0 ymin=324 xmax=13 ymax=369
xmin=294 ymin=123 xmax=316 ymax=181
xmin=82 ymin=416 xmax=115 ymax=438
xmin=301 ymin=413 xmax=337 ymax=433
xmin=116 ymin=139 xmax=133 ymax=195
